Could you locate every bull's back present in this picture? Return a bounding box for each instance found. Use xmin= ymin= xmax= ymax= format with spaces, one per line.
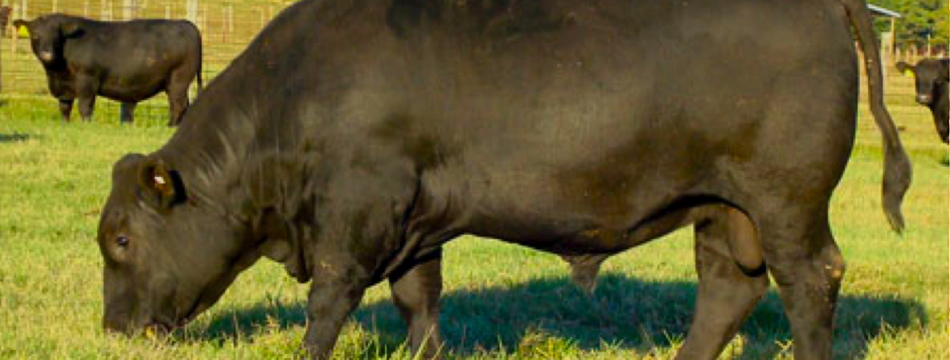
xmin=337 ymin=0 xmax=860 ymax=238
xmin=170 ymin=0 xmax=861 ymax=246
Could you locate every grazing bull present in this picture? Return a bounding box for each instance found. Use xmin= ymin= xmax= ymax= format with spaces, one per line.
xmin=13 ymin=15 xmax=202 ymax=125
xmin=897 ymin=59 xmax=949 ymax=143
xmin=96 ymin=0 xmax=911 ymax=359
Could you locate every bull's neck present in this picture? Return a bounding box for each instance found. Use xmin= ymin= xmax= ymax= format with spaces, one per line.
xmin=933 ymin=82 xmax=948 ymax=112
xmin=155 ymin=91 xmax=261 ymax=208
xmin=41 ymin=60 xmax=69 ymax=75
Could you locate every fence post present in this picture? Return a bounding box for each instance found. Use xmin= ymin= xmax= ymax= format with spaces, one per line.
xmin=224 ymin=3 xmax=232 ymax=43
xmin=9 ymin=3 xmax=15 ymax=55
xmin=881 ymin=31 xmax=892 ymax=74
xmin=122 ymin=0 xmax=135 ymax=20
xmin=100 ymin=0 xmax=109 ymax=21
xmin=186 ymin=0 xmax=197 ymax=24
xmin=0 ymin=12 xmax=3 ymax=96
xmin=927 ymin=35 xmax=933 ymax=57
xmin=9 ymin=8 xmax=14 ymax=96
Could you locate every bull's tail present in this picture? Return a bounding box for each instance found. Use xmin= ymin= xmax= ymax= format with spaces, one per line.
xmin=841 ymin=0 xmax=912 ymax=233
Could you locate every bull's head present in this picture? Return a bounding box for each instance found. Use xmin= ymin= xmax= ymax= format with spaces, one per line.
xmin=897 ymin=59 xmax=950 ymax=106
xmin=97 ymin=154 xmax=253 ymax=335
xmin=13 ymin=14 xmax=83 ymax=66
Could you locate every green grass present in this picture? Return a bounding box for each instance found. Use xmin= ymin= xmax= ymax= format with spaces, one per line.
xmin=0 ymin=73 xmax=947 ymax=359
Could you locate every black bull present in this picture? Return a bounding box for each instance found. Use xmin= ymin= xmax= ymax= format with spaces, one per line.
xmin=896 ymin=58 xmax=949 ymax=144
xmin=96 ymin=0 xmax=911 ymax=359
xmin=14 ymin=15 xmax=202 ymax=125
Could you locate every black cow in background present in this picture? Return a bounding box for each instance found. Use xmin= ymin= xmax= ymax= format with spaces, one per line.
xmin=0 ymin=6 xmax=11 ymax=95
xmin=13 ymin=14 xmax=202 ymax=125
xmin=897 ymin=59 xmax=949 ymax=143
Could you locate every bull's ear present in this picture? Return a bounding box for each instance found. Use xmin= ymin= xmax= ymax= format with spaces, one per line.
xmin=896 ymin=61 xmax=913 ymax=74
xmin=137 ymin=157 xmax=187 ymax=209
xmin=60 ymin=21 xmax=83 ymax=38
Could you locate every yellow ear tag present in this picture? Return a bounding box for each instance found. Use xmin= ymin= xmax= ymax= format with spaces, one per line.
xmin=145 ymin=327 xmax=156 ymax=339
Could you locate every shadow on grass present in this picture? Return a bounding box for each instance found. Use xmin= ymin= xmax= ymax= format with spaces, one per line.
xmin=0 ymin=132 xmax=30 ymax=142
xmin=192 ymin=274 xmax=925 ymax=358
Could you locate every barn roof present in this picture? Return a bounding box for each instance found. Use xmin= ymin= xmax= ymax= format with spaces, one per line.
xmin=868 ymin=4 xmax=901 ymax=18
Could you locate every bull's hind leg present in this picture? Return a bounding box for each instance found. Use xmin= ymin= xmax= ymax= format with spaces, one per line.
xmin=675 ymin=206 xmax=768 ymax=360
xmin=166 ymin=69 xmax=193 ymax=126
xmin=120 ymin=102 xmax=136 ymax=123
xmin=389 ymin=249 xmax=444 ymax=359
xmin=760 ymin=206 xmax=844 ymax=360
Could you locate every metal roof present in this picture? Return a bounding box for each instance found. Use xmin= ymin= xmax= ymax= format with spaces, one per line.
xmin=868 ymin=4 xmax=901 ymax=18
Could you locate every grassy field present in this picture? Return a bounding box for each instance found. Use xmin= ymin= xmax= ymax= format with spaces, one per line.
xmin=0 ymin=70 xmax=947 ymax=359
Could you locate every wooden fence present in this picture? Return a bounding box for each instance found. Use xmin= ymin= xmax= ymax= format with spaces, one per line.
xmin=0 ymin=1 xmax=944 ymax=123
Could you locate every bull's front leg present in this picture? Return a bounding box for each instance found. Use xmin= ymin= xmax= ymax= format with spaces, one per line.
xmin=301 ymin=213 xmax=375 ymax=359
xmin=300 ymin=164 xmax=421 ymax=358
xmin=75 ymin=74 xmax=99 ymax=121
xmin=57 ymin=98 xmax=74 ymax=122
xmin=303 ymin=266 xmax=369 ymax=359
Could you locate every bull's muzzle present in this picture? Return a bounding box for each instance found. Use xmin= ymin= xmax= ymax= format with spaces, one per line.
xmin=103 ymin=313 xmax=176 ymax=337
xmin=38 ymin=51 xmax=53 ymax=63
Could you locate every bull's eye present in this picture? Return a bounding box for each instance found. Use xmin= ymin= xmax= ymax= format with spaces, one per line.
xmin=116 ymin=236 xmax=130 ymax=248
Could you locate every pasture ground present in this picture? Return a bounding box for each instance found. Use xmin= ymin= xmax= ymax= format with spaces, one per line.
xmin=0 ymin=72 xmax=946 ymax=359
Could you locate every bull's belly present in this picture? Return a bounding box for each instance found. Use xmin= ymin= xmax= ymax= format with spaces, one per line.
xmin=431 ymin=159 xmax=698 ymax=255
xmin=99 ymin=81 xmax=165 ymax=103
